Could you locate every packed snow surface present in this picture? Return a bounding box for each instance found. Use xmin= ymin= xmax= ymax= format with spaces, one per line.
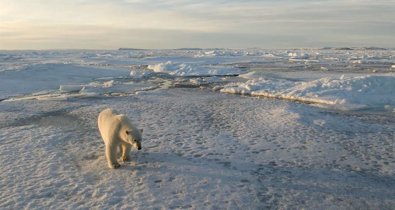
xmin=0 ymin=49 xmax=394 ymax=209
xmin=220 ymin=73 xmax=395 ymax=110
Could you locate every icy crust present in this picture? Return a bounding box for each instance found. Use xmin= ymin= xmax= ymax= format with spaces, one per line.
xmin=4 ymin=80 xmax=158 ymax=102
xmin=146 ymin=61 xmax=242 ymax=76
xmin=220 ymin=73 xmax=395 ymax=111
xmin=0 ymin=63 xmax=130 ymax=99
xmin=0 ymin=62 xmax=160 ymax=101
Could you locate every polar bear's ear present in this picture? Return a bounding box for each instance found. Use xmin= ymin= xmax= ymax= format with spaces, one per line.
xmin=140 ymin=129 xmax=143 ymax=133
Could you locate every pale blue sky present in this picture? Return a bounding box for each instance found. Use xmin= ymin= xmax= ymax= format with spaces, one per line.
xmin=1 ymin=0 xmax=394 ymax=49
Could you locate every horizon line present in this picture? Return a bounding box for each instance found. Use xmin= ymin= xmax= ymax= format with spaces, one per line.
xmin=1 ymin=46 xmax=393 ymax=51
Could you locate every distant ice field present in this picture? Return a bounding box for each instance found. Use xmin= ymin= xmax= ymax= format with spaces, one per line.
xmin=1 ymin=48 xmax=394 ymax=111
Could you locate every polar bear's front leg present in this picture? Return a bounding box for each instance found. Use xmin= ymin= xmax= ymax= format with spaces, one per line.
xmin=121 ymin=143 xmax=132 ymax=162
xmin=105 ymin=144 xmax=120 ymax=169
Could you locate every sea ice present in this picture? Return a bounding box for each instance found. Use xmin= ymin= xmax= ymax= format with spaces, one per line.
xmin=1 ymin=49 xmax=395 ymax=209
xmin=219 ymin=73 xmax=395 ymax=110
xmin=147 ymin=61 xmax=242 ymax=76
xmin=0 ymin=63 xmax=129 ymax=99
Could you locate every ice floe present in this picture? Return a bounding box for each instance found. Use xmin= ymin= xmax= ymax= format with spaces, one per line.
xmin=219 ymin=73 xmax=395 ymax=111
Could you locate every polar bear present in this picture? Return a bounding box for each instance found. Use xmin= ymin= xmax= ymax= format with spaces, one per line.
xmin=98 ymin=108 xmax=143 ymax=169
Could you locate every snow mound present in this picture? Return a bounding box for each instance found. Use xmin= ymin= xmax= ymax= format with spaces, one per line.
xmin=130 ymin=69 xmax=154 ymax=79
xmin=288 ymin=52 xmax=309 ymax=59
xmin=59 ymin=85 xmax=85 ymax=93
xmin=193 ymin=49 xmax=265 ymax=57
xmin=147 ymin=61 xmax=242 ymax=76
xmin=194 ymin=50 xmax=243 ymax=57
xmin=220 ymin=74 xmax=395 ymax=110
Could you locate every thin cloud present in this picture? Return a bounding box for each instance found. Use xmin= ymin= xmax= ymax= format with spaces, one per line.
xmin=0 ymin=0 xmax=394 ymax=49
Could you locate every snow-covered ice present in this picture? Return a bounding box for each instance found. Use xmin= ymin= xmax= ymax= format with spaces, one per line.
xmin=147 ymin=61 xmax=242 ymax=76
xmin=0 ymin=63 xmax=130 ymax=100
xmin=219 ymin=72 xmax=395 ymax=111
xmin=0 ymin=49 xmax=394 ymax=209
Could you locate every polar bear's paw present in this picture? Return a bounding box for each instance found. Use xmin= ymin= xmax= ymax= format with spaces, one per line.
xmin=110 ymin=162 xmax=121 ymax=169
xmin=122 ymin=155 xmax=131 ymax=162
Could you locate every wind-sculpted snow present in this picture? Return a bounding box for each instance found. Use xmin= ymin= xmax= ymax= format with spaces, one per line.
xmin=219 ymin=73 xmax=395 ymax=111
xmin=147 ymin=61 xmax=243 ymax=76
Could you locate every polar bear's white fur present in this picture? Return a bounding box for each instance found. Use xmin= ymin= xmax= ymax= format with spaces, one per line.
xmin=98 ymin=108 xmax=143 ymax=169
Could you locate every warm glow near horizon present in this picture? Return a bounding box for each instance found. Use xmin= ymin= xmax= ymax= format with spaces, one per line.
xmin=1 ymin=0 xmax=394 ymax=49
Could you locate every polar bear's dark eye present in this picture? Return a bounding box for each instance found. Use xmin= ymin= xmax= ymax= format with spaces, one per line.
xmin=126 ymin=131 xmax=130 ymax=135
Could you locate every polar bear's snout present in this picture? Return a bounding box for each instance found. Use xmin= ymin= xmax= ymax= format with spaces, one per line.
xmin=130 ymin=138 xmax=142 ymax=150
xmin=127 ymin=129 xmax=142 ymax=150
xmin=128 ymin=138 xmax=142 ymax=150
xmin=135 ymin=141 xmax=142 ymax=150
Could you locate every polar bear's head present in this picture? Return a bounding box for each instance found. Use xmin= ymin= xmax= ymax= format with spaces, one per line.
xmin=117 ymin=115 xmax=143 ymax=150
xmin=124 ymin=129 xmax=143 ymax=150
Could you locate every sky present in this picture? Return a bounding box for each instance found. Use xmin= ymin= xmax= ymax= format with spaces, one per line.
xmin=1 ymin=0 xmax=394 ymax=49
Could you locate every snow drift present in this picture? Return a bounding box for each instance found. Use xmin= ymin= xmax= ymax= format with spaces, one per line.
xmin=220 ymin=74 xmax=395 ymax=111
xmin=146 ymin=61 xmax=242 ymax=76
